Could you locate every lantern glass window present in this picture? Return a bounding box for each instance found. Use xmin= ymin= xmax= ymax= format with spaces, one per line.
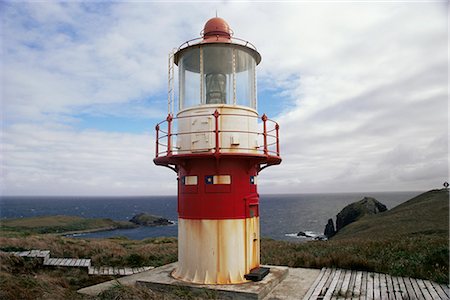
xmin=235 ymin=49 xmax=256 ymax=109
xmin=178 ymin=45 xmax=257 ymax=111
xmin=178 ymin=47 xmax=200 ymax=110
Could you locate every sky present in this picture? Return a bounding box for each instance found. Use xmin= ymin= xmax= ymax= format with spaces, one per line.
xmin=1 ymin=1 xmax=448 ymax=196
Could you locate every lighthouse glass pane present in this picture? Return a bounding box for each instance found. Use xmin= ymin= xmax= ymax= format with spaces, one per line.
xmin=203 ymin=45 xmax=233 ymax=105
xmin=235 ymin=49 xmax=256 ymax=109
xmin=179 ymin=48 xmax=200 ymax=109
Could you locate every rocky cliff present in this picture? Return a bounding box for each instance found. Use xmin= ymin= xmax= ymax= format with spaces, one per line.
xmin=324 ymin=197 xmax=387 ymax=238
xmin=129 ymin=213 xmax=173 ymax=226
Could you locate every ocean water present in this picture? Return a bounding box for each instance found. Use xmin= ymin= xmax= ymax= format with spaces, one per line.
xmin=0 ymin=191 xmax=421 ymax=241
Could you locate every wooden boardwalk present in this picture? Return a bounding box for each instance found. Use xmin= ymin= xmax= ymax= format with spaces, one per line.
xmin=303 ymin=268 xmax=449 ymax=300
xmin=6 ymin=249 xmax=153 ymax=276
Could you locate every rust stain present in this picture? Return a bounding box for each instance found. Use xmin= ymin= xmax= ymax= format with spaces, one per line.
xmin=174 ymin=217 xmax=260 ymax=284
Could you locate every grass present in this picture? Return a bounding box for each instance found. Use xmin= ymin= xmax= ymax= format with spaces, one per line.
xmin=0 ymin=215 xmax=136 ymax=235
xmin=261 ymin=235 xmax=448 ymax=284
xmin=0 ymin=236 xmax=178 ymax=300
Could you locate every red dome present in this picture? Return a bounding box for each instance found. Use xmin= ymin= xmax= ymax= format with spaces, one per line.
xmin=203 ymin=17 xmax=231 ymax=41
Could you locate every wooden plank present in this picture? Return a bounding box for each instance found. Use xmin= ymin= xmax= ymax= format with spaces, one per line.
xmin=423 ymin=280 xmax=441 ymax=300
xmin=402 ymin=277 xmax=418 ymax=300
xmin=385 ymin=273 xmax=395 ymax=300
xmin=379 ymin=273 xmax=389 ymax=300
xmin=124 ymin=267 xmax=133 ymax=275
xmin=303 ymin=268 xmax=327 ymax=300
xmin=417 ymin=279 xmax=433 ymax=300
xmin=63 ymin=259 xmax=72 ymax=266
xmin=83 ymin=259 xmax=91 ymax=267
xmin=320 ymin=268 xmax=335 ymax=296
xmin=350 ymin=271 xmax=362 ymax=300
xmin=392 ymin=276 xmax=403 ymax=300
xmin=359 ymin=271 xmax=368 ymax=300
xmin=19 ymin=251 xmax=30 ymax=256
xmin=331 ymin=269 xmax=346 ymax=300
xmin=347 ymin=270 xmax=357 ymax=299
xmin=312 ymin=268 xmax=332 ymax=299
xmin=373 ymin=272 xmax=381 ymax=300
xmin=366 ymin=272 xmax=374 ymax=300
xmin=339 ymin=269 xmax=352 ymax=299
xmin=397 ymin=276 xmax=408 ymax=300
xmin=323 ymin=269 xmax=342 ymax=300
xmin=56 ymin=258 xmax=65 ymax=266
xmin=432 ymin=282 xmax=449 ymax=299
xmin=410 ymin=277 xmax=425 ymax=299
xmin=38 ymin=250 xmax=50 ymax=257
xmin=441 ymin=284 xmax=450 ymax=298
xmin=44 ymin=258 xmax=57 ymax=266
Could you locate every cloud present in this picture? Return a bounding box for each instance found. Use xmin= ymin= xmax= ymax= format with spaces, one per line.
xmin=1 ymin=123 xmax=176 ymax=195
xmin=1 ymin=2 xmax=448 ymax=195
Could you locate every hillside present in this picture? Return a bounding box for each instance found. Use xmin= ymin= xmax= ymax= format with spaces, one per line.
xmin=332 ymin=189 xmax=449 ymax=240
xmin=0 ymin=215 xmax=136 ymax=235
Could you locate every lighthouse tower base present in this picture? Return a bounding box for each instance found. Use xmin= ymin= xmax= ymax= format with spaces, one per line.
xmin=173 ymin=217 xmax=260 ymax=284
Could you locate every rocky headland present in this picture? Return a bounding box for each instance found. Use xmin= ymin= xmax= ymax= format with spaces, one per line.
xmin=324 ymin=196 xmax=387 ymax=238
xmin=129 ymin=213 xmax=174 ymax=226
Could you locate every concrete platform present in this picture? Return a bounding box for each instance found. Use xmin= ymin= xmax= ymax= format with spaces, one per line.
xmin=136 ymin=263 xmax=288 ymax=300
xmin=78 ymin=262 xmax=289 ymax=299
xmin=263 ymin=267 xmax=321 ymax=299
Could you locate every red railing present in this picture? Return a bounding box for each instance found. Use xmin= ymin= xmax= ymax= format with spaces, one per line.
xmin=155 ymin=110 xmax=280 ymax=159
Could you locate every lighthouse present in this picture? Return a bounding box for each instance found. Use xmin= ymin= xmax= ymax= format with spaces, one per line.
xmin=154 ymin=17 xmax=281 ymax=284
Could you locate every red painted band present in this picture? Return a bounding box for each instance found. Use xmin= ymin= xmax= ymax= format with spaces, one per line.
xmin=177 ymin=157 xmax=259 ymax=219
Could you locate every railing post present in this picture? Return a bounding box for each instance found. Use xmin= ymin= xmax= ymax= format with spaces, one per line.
xmin=214 ymin=110 xmax=220 ymax=154
xmin=155 ymin=124 xmax=160 ymax=158
xmin=275 ymin=123 xmax=280 ymax=156
xmin=167 ymin=114 xmax=173 ymax=156
xmin=262 ymin=114 xmax=268 ymax=155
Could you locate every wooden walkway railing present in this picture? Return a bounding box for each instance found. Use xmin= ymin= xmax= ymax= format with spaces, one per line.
xmin=5 ymin=250 xmax=154 ymax=276
xmin=303 ymin=267 xmax=449 ymax=300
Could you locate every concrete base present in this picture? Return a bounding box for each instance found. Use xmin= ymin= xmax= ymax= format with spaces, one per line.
xmin=136 ymin=263 xmax=288 ymax=300
xmin=264 ymin=267 xmax=321 ymax=299
xmin=78 ymin=262 xmax=289 ymax=300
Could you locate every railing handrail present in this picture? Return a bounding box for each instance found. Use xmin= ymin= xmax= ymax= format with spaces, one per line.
xmin=176 ymin=36 xmax=259 ymax=53
xmin=154 ymin=110 xmax=280 ymax=158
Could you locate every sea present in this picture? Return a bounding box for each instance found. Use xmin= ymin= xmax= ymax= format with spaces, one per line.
xmin=0 ymin=191 xmax=421 ymax=241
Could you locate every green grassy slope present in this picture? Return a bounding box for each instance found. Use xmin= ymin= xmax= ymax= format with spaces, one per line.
xmin=332 ymin=189 xmax=449 ymax=240
xmin=0 ymin=215 xmax=136 ymax=235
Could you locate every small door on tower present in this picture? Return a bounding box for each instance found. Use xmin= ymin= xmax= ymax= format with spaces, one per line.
xmin=191 ymin=116 xmax=213 ymax=152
